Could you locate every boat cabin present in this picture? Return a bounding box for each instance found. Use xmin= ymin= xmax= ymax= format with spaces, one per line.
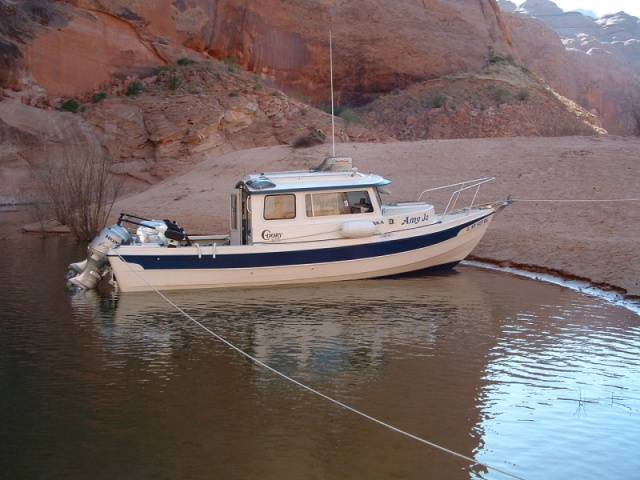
xmin=228 ymin=156 xmax=396 ymax=245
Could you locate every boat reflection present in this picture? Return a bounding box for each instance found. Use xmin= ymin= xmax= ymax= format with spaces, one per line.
xmin=66 ymin=267 xmax=640 ymax=479
xmin=69 ymin=272 xmax=491 ymax=383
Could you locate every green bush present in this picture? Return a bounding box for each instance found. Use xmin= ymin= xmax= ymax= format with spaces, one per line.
xmin=167 ymin=74 xmax=182 ymax=90
xmin=223 ymin=56 xmax=240 ymax=72
xmin=156 ymin=65 xmax=171 ymax=73
xmin=432 ymin=94 xmax=446 ymax=108
xmin=126 ymin=80 xmax=145 ymax=96
xmin=177 ymin=57 xmax=195 ymax=66
xmin=340 ymin=108 xmax=361 ymax=124
xmin=489 ymin=54 xmax=515 ymax=65
xmin=60 ymin=99 xmax=80 ymax=113
xmin=316 ymin=102 xmax=332 ymax=114
xmin=91 ymin=91 xmax=107 ymax=103
xmin=517 ymin=89 xmax=531 ymax=101
xmin=493 ymin=87 xmax=511 ymax=104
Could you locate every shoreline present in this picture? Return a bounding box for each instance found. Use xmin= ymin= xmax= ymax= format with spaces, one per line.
xmin=6 ymin=136 xmax=640 ymax=299
xmin=463 ymin=260 xmax=640 ymax=314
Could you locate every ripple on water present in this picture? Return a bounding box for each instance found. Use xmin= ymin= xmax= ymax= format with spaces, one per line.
xmin=2 ymin=240 xmax=640 ymax=480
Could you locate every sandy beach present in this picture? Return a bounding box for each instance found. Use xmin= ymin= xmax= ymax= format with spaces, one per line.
xmin=11 ymin=135 xmax=640 ymax=298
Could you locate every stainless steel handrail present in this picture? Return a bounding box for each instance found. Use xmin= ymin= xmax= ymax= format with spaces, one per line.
xmin=418 ymin=177 xmax=495 ymax=216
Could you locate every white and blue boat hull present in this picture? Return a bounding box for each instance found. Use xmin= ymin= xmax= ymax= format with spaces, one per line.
xmin=107 ymin=210 xmax=494 ymax=292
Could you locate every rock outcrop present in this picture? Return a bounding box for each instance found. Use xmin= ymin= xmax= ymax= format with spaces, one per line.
xmin=0 ymin=99 xmax=104 ymax=204
xmin=499 ymin=0 xmax=640 ymax=134
xmin=1 ymin=0 xmax=637 ymax=208
xmin=359 ymin=60 xmax=602 ymax=140
xmin=2 ymin=0 xmax=516 ymax=107
xmin=0 ymin=58 xmax=390 ymax=204
xmin=0 ymin=0 xmax=518 ymax=206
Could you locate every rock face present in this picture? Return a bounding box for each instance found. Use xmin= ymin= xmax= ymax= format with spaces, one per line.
xmin=2 ymin=0 xmax=515 ymax=107
xmin=0 ymin=59 xmax=390 ymax=204
xmin=359 ymin=60 xmax=602 ymax=140
xmin=0 ymin=99 xmax=104 ymax=204
xmin=499 ymin=0 xmax=640 ymax=134
xmin=0 ymin=0 xmax=518 ymax=206
xmin=1 ymin=0 xmax=637 ymax=207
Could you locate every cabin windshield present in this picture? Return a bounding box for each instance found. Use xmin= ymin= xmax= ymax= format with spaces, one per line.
xmin=305 ymin=190 xmax=373 ymax=217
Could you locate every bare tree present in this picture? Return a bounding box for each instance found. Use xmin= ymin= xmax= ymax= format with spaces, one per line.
xmin=32 ymin=144 xmax=124 ymax=241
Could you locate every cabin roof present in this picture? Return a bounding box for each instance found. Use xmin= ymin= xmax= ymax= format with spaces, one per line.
xmin=240 ymin=170 xmax=391 ymax=194
xmin=238 ymin=157 xmax=392 ymax=194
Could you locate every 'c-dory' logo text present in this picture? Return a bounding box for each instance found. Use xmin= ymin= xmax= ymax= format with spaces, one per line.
xmin=262 ymin=230 xmax=283 ymax=241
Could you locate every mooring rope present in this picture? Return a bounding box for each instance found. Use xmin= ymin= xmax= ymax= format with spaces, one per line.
xmin=114 ymin=252 xmax=525 ymax=480
xmin=511 ymin=198 xmax=640 ymax=203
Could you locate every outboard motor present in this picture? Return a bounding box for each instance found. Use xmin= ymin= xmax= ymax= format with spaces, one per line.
xmin=67 ymin=223 xmax=131 ymax=290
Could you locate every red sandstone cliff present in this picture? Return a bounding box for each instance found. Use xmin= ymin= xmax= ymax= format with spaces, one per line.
xmin=499 ymin=0 xmax=640 ymax=135
xmin=3 ymin=0 xmax=516 ymax=105
xmin=0 ymin=0 xmax=629 ymax=207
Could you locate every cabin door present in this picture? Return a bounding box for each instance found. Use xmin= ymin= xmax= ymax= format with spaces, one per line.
xmin=241 ymin=190 xmax=251 ymax=244
xmin=230 ymin=188 xmax=251 ymax=245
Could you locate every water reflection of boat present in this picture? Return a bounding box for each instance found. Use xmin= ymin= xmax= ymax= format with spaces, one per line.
xmin=67 ymin=156 xmax=503 ymax=292
xmin=70 ymin=271 xmax=490 ymax=382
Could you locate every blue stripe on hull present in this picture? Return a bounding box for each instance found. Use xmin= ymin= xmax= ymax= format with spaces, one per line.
xmin=115 ymin=213 xmax=492 ymax=271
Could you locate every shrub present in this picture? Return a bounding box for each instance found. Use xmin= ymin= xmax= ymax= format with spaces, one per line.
xmin=167 ymin=74 xmax=182 ymax=90
xmin=316 ymin=102 xmax=332 ymax=114
xmin=517 ymin=89 xmax=531 ymax=101
xmin=223 ymin=56 xmax=240 ymax=72
xmin=60 ymin=99 xmax=80 ymax=113
xmin=432 ymin=94 xmax=446 ymax=108
xmin=340 ymin=108 xmax=362 ymax=124
xmin=489 ymin=54 xmax=515 ymax=65
xmin=493 ymin=87 xmax=511 ymax=104
xmin=91 ymin=91 xmax=107 ymax=103
xmin=126 ymin=80 xmax=145 ymax=96
xmin=177 ymin=57 xmax=195 ymax=66
xmin=30 ymin=146 xmax=123 ymax=241
xmin=156 ymin=65 xmax=171 ymax=73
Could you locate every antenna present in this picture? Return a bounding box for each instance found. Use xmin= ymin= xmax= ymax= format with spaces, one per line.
xmin=329 ymin=30 xmax=336 ymax=157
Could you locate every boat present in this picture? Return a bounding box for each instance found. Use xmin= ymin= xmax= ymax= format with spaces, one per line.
xmin=67 ymin=155 xmax=507 ymax=292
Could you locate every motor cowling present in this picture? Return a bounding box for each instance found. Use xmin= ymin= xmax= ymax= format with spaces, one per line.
xmin=135 ymin=219 xmax=188 ymax=247
xmin=67 ymin=224 xmax=131 ymax=290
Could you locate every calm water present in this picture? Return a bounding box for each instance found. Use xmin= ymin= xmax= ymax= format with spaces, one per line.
xmin=1 ymin=237 xmax=639 ymax=480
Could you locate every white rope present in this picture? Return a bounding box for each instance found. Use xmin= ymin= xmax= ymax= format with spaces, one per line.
xmin=114 ymin=252 xmax=525 ymax=480
xmin=512 ymin=198 xmax=640 ymax=203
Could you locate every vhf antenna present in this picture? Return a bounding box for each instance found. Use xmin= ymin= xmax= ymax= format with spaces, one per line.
xmin=330 ymin=30 xmax=336 ymax=157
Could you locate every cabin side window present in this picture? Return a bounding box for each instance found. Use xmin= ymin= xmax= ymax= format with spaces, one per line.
xmin=305 ymin=191 xmax=372 ymax=217
xmin=264 ymin=194 xmax=296 ymax=220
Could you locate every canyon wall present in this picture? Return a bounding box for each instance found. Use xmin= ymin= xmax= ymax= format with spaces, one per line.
xmin=1 ymin=0 xmax=637 ymax=208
